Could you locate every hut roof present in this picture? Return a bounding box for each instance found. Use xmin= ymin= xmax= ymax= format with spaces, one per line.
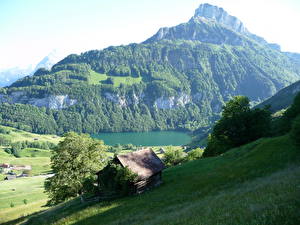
xmin=5 ymin=175 xmax=16 ymax=180
xmin=116 ymin=149 xmax=165 ymax=180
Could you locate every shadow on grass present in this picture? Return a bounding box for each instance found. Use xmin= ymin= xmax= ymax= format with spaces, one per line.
xmin=1 ymin=210 xmax=45 ymax=225
xmin=23 ymin=197 xmax=116 ymax=225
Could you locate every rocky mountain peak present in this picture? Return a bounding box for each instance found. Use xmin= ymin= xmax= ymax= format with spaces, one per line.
xmin=193 ymin=3 xmax=249 ymax=34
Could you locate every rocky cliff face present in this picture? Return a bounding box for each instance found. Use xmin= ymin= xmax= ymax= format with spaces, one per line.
xmin=104 ymin=92 xmax=143 ymax=107
xmin=145 ymin=3 xmax=279 ymax=50
xmin=193 ymin=3 xmax=248 ymax=34
xmin=0 ymin=92 xmax=77 ymax=109
xmin=154 ymin=93 xmax=191 ymax=109
xmin=104 ymin=92 xmax=191 ymax=109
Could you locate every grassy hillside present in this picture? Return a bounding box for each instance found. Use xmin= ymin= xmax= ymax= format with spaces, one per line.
xmin=24 ymin=134 xmax=300 ymax=225
xmin=0 ymin=125 xmax=60 ymax=177
xmin=0 ymin=176 xmax=49 ymax=224
xmin=0 ymin=125 xmax=61 ymax=144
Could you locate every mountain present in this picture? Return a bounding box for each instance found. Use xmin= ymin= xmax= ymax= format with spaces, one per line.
xmin=34 ymin=50 xmax=66 ymax=71
xmin=285 ymin=52 xmax=300 ymax=66
xmin=0 ymin=50 xmax=65 ymax=87
xmin=145 ymin=3 xmax=280 ymax=50
xmin=0 ymin=3 xmax=300 ymax=135
xmin=256 ymin=79 xmax=300 ymax=112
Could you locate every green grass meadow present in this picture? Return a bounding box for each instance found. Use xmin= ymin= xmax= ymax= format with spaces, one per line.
xmin=24 ymin=135 xmax=300 ymax=225
xmin=0 ymin=176 xmax=49 ymax=224
xmin=88 ymin=70 xmax=142 ymax=87
xmin=0 ymin=125 xmax=61 ymax=144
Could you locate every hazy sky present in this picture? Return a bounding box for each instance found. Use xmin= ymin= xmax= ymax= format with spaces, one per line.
xmin=1 ymin=0 xmax=300 ymax=69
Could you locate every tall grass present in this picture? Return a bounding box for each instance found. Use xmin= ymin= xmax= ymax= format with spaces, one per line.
xmin=0 ymin=176 xmax=49 ymax=224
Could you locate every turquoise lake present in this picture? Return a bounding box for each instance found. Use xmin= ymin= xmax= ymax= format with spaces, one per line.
xmin=92 ymin=131 xmax=191 ymax=146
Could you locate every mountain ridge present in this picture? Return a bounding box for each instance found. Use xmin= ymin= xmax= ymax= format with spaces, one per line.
xmin=256 ymin=79 xmax=300 ymax=112
xmin=145 ymin=3 xmax=280 ymax=51
xmin=0 ymin=3 xmax=299 ymax=134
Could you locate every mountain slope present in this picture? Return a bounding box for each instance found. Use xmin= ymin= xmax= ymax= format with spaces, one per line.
xmin=26 ymin=135 xmax=300 ymax=225
xmin=256 ymin=79 xmax=300 ymax=112
xmin=0 ymin=4 xmax=300 ymax=134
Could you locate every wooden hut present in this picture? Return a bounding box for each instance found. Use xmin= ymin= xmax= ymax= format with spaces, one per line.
xmin=98 ymin=149 xmax=165 ymax=194
xmin=4 ymin=175 xmax=17 ymax=180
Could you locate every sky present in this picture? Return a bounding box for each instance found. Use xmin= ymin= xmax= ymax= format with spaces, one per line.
xmin=0 ymin=0 xmax=300 ymax=70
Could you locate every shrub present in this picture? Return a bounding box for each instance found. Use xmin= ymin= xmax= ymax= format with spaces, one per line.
xmin=23 ymin=199 xmax=28 ymax=205
xmin=99 ymin=162 xmax=138 ymax=197
xmin=163 ymin=147 xmax=185 ymax=167
xmin=185 ymin=148 xmax=204 ymax=161
xmin=0 ymin=127 xmax=10 ymax=134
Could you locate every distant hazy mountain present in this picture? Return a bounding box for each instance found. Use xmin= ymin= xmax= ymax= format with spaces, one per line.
xmin=284 ymin=52 xmax=300 ymax=65
xmin=0 ymin=50 xmax=65 ymax=87
xmin=34 ymin=50 xmax=65 ymax=71
xmin=0 ymin=3 xmax=299 ymax=135
xmin=0 ymin=66 xmax=34 ymax=87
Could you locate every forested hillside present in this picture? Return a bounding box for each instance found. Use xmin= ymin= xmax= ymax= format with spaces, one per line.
xmin=0 ymin=4 xmax=300 ymax=134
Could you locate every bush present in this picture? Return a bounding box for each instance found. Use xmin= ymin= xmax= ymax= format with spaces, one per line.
xmin=185 ymin=148 xmax=204 ymax=161
xmin=163 ymin=147 xmax=185 ymax=167
xmin=0 ymin=127 xmax=10 ymax=134
xmin=99 ymin=162 xmax=138 ymax=197
xmin=11 ymin=142 xmax=22 ymax=157
xmin=22 ymin=170 xmax=32 ymax=177
xmin=290 ymin=115 xmax=300 ymax=146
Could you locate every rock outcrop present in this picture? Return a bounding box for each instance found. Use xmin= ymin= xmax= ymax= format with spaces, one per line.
xmin=193 ymin=3 xmax=249 ymax=34
xmin=0 ymin=92 xmax=77 ymax=109
xmin=154 ymin=93 xmax=191 ymax=109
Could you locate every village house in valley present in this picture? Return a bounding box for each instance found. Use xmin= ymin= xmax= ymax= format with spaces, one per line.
xmin=1 ymin=163 xmax=32 ymax=180
xmin=98 ymin=149 xmax=165 ymax=194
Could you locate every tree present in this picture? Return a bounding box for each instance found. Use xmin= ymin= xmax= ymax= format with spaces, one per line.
xmin=204 ymin=96 xmax=271 ymax=157
xmin=280 ymin=93 xmax=300 ymax=134
xmin=45 ymin=132 xmax=107 ymax=205
xmin=11 ymin=142 xmax=22 ymax=157
xmin=290 ymin=115 xmax=300 ymax=146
